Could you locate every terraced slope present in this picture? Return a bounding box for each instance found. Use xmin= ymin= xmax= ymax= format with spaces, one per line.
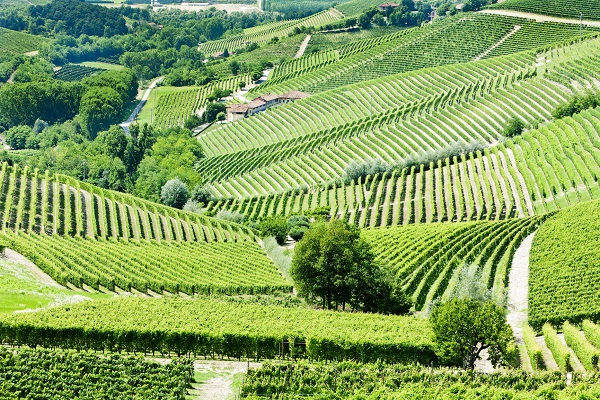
xmin=0 ymin=164 xmax=254 ymax=242
xmin=199 ymin=9 xmax=344 ymax=54
xmin=364 ymin=218 xmax=543 ymax=310
xmin=206 ymin=104 xmax=600 ymax=229
xmin=488 ymin=0 xmax=600 ymax=21
xmin=0 ymin=27 xmax=50 ymax=54
xmin=253 ymin=14 xmax=599 ymax=97
xmin=198 ymin=35 xmax=600 ymax=201
xmin=529 ymin=199 xmax=600 ymax=329
xmin=0 ymin=164 xmax=288 ymax=295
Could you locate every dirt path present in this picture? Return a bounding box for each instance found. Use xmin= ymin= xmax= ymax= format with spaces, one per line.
xmin=193 ymin=360 xmax=261 ymax=400
xmin=80 ymin=189 xmax=95 ymax=238
xmin=481 ymin=9 xmax=600 ymax=27
xmin=535 ymin=335 xmax=560 ymax=370
xmin=295 ymin=35 xmax=312 ymax=58
xmin=120 ymin=76 xmax=164 ymax=133
xmin=507 ymin=232 xmax=535 ymax=345
xmin=474 ymin=25 xmax=521 ymax=61
xmin=2 ymin=249 xmax=63 ymax=288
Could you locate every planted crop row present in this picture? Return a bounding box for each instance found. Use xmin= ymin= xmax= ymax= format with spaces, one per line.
xmin=0 ymin=297 xmax=435 ymax=364
xmin=0 ymin=163 xmax=255 ymax=243
xmin=0 ymin=348 xmax=193 ymax=400
xmin=0 ymin=27 xmax=49 ymax=54
xmin=362 ymin=217 xmax=543 ymax=309
xmin=53 ymin=64 xmax=104 ymax=81
xmin=199 ymin=9 xmax=344 ymax=54
xmin=153 ymin=74 xmax=251 ymax=129
xmin=529 ymin=199 xmax=600 ymax=329
xmin=488 ymin=0 xmax=600 ymax=21
xmin=0 ymin=230 xmax=290 ymax=295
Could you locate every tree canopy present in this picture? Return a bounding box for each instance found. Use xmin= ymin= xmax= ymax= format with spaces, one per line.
xmin=291 ymin=220 xmax=410 ymax=314
xmin=430 ymin=298 xmax=513 ymax=369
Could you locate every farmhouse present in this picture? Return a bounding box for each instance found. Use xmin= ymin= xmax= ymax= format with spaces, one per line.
xmin=379 ymin=2 xmax=399 ymax=12
xmin=226 ymin=91 xmax=310 ymax=121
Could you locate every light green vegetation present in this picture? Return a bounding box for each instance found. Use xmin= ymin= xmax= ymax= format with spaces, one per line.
xmin=79 ymin=61 xmax=125 ymax=71
xmin=488 ymin=0 xmax=600 ymax=20
xmin=363 ymin=218 xmax=543 ymax=309
xmin=307 ymin=26 xmax=405 ymax=53
xmin=137 ymin=74 xmax=251 ymax=128
xmin=242 ymin=361 xmax=600 ymax=398
xmin=529 ymin=199 xmax=600 ymax=329
xmin=335 ymin=0 xmax=386 ymax=17
xmin=199 ymin=9 xmax=344 ymax=54
xmin=0 ymin=296 xmax=436 ymax=364
xmin=0 ymin=27 xmax=50 ymax=55
xmin=0 ymin=256 xmax=105 ymax=314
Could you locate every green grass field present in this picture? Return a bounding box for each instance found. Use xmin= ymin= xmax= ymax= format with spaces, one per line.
xmin=0 ymin=256 xmax=107 ymax=314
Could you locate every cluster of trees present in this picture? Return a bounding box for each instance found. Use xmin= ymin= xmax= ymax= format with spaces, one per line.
xmin=29 ymin=0 xmax=128 ymax=37
xmin=357 ymin=1 xmax=432 ymax=29
xmin=0 ymin=69 xmax=137 ymax=138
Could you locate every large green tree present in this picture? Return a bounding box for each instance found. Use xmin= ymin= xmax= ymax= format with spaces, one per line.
xmin=291 ymin=220 xmax=410 ymax=314
xmin=430 ymin=298 xmax=513 ymax=370
xmin=79 ymin=87 xmax=124 ymax=139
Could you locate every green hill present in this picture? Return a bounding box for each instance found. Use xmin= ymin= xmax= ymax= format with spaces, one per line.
xmin=488 ymin=0 xmax=600 ymax=20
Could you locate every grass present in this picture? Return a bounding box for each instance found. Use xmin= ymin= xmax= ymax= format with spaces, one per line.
xmin=0 ymin=256 xmax=108 ymax=314
xmin=78 ymin=61 xmax=124 ymax=71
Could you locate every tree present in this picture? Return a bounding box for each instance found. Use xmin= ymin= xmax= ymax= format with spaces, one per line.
xmin=160 ymin=178 xmax=190 ymax=209
xmin=96 ymin=125 xmax=128 ymax=160
xmin=290 ymin=220 xmax=408 ymax=312
xmin=203 ymin=102 xmax=226 ymax=123
xmin=430 ymin=298 xmax=513 ymax=370
xmin=4 ymin=125 xmax=33 ymax=150
xmin=229 ymin=60 xmax=240 ymax=76
xmin=79 ymin=87 xmax=124 ymax=139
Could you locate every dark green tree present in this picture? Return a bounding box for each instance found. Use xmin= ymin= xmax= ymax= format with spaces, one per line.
xmin=4 ymin=125 xmax=33 ymax=150
xmin=79 ymin=87 xmax=124 ymax=139
xmin=430 ymin=298 xmax=513 ymax=370
xmin=291 ymin=220 xmax=408 ymax=313
xmin=259 ymin=216 xmax=288 ymax=245
xmin=502 ymin=117 xmax=525 ymax=138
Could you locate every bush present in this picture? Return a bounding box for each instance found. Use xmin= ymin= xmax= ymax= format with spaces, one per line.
xmin=183 ymin=200 xmax=202 ymax=214
xmin=184 ymin=114 xmax=203 ymax=130
xmin=190 ymin=184 xmax=213 ymax=205
xmin=288 ymin=225 xmax=308 ymax=241
xmin=4 ymin=125 xmax=33 ymax=150
xmin=343 ymin=158 xmax=391 ymax=184
xmin=287 ymin=215 xmax=310 ymax=230
xmin=216 ymin=210 xmax=246 ymax=224
xmin=160 ymin=178 xmax=190 ymax=209
xmin=259 ymin=216 xmax=288 ymax=245
xmin=552 ymin=92 xmax=600 ymax=120
xmin=502 ymin=117 xmax=525 ymax=138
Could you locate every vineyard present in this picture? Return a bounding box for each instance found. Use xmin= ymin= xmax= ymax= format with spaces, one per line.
xmin=242 ymin=362 xmax=600 ymax=398
xmin=0 ymin=348 xmax=193 ymax=400
xmin=0 ymin=231 xmax=290 ymax=295
xmin=143 ymin=74 xmax=251 ymax=128
xmin=0 ymin=297 xmax=435 ymax=364
xmin=488 ymin=0 xmax=600 ymax=21
xmin=252 ymin=14 xmax=599 ymax=97
xmin=529 ymin=199 xmax=600 ymax=329
xmin=52 ymin=63 xmax=105 ymax=81
xmin=0 ymin=27 xmax=50 ymax=54
xmin=198 ymin=9 xmax=344 ymax=54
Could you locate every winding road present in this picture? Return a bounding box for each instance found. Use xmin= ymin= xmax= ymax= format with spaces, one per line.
xmin=120 ymin=76 xmax=164 ymax=134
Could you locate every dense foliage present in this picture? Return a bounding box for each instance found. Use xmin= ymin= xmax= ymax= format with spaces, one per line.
xmin=0 ymin=297 xmax=435 ymax=363
xmin=430 ymin=298 xmax=513 ymax=369
xmin=529 ymin=200 xmax=600 ymax=329
xmin=0 ymin=348 xmax=193 ymax=400
xmin=242 ymin=362 xmax=600 ymax=398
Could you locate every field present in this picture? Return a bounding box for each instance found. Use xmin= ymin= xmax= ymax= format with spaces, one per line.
xmin=488 ymin=0 xmax=600 ymax=20
xmin=6 ymin=0 xmax=600 ymax=396
xmin=0 ymin=28 xmax=50 ymax=55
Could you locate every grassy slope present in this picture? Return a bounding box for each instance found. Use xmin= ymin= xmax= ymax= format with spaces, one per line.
xmin=0 ymin=257 xmax=107 ymax=314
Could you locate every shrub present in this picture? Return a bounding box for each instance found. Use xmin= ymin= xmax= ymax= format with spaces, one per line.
xmin=288 ymin=225 xmax=308 ymax=241
xmin=5 ymin=125 xmax=33 ymax=150
xmin=183 ymin=200 xmax=202 ymax=214
xmin=160 ymin=178 xmax=190 ymax=209
xmin=216 ymin=210 xmax=246 ymax=224
xmin=502 ymin=117 xmax=525 ymax=138
xmin=552 ymin=92 xmax=600 ymax=120
xmin=190 ymin=184 xmax=213 ymax=205
xmin=259 ymin=216 xmax=288 ymax=245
